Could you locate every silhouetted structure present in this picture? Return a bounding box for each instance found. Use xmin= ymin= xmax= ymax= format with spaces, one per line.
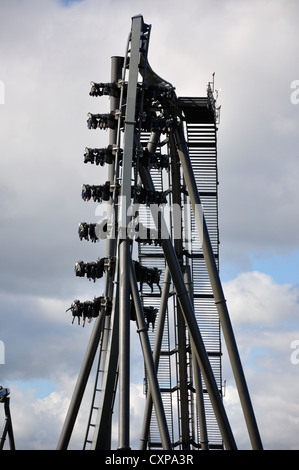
xmin=0 ymin=387 xmax=15 ymax=450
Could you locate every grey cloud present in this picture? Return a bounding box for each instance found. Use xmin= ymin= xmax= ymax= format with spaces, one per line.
xmin=0 ymin=0 xmax=299 ymax=450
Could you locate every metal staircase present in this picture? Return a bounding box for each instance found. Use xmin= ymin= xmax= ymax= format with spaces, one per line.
xmin=136 ymin=92 xmax=223 ymax=449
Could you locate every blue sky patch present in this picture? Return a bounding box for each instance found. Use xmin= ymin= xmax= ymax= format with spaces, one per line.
xmin=60 ymin=0 xmax=84 ymax=7
xmin=11 ymin=379 xmax=56 ymax=399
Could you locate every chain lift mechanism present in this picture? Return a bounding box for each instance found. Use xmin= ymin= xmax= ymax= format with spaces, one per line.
xmin=58 ymin=15 xmax=262 ymax=451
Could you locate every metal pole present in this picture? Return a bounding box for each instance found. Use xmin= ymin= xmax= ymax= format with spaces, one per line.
xmin=192 ymin=349 xmax=209 ymax=450
xmin=57 ymin=312 xmax=104 ymax=450
xmin=103 ymin=54 xmax=124 ymax=340
xmin=5 ymin=397 xmax=15 ymax=450
xmin=0 ymin=396 xmax=15 ymax=450
xmin=118 ymin=15 xmax=144 ymax=449
xmin=170 ymin=139 xmax=190 ymax=449
xmin=95 ymin=55 xmax=123 ymax=450
xmin=184 ymin=265 xmax=209 ymax=450
xmin=129 ymin=257 xmax=172 ymax=450
xmin=118 ymin=240 xmax=131 ymax=449
xmin=139 ymin=267 xmax=171 ymax=450
xmin=174 ymin=123 xmax=263 ymax=450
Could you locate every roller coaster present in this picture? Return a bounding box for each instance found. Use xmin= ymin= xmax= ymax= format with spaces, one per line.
xmin=57 ymin=15 xmax=262 ymax=451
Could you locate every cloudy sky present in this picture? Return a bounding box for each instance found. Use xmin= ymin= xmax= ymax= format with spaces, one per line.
xmin=0 ymin=0 xmax=299 ymax=450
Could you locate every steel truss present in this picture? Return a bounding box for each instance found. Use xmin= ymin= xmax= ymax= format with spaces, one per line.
xmin=57 ymin=15 xmax=262 ymax=451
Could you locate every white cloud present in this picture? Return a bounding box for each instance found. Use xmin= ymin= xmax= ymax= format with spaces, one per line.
xmin=222 ymin=271 xmax=299 ymax=449
xmin=223 ymin=271 xmax=299 ymax=325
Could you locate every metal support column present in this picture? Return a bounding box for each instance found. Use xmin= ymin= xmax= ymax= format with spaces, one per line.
xmin=88 ymin=55 xmax=123 ymax=451
xmin=184 ymin=265 xmax=209 ymax=450
xmin=118 ymin=15 xmax=144 ymax=450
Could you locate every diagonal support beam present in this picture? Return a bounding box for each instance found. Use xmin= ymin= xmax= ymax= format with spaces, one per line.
xmin=138 ymin=166 xmax=237 ymax=450
xmin=129 ymin=256 xmax=172 ymax=450
xmin=173 ymin=123 xmax=263 ymax=450
xmin=56 ymin=312 xmax=105 ymax=450
xmin=139 ymin=267 xmax=171 ymax=450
